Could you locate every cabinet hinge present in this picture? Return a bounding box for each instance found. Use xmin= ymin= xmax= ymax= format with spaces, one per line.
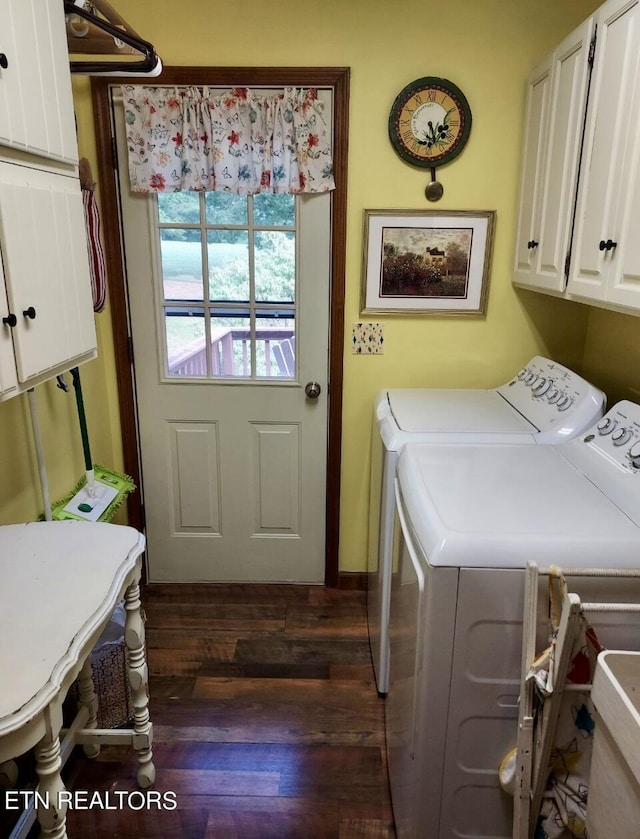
xmin=588 ymin=33 xmax=597 ymax=67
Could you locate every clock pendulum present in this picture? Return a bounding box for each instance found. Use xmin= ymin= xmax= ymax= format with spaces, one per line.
xmin=388 ymin=77 xmax=472 ymax=200
xmin=425 ymin=167 xmax=444 ymax=202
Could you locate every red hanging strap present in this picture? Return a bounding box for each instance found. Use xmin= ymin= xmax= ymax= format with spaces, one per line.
xmin=80 ymin=158 xmax=107 ymax=313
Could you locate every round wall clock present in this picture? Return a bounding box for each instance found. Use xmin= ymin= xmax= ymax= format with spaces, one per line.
xmin=388 ymin=76 xmax=472 ymax=168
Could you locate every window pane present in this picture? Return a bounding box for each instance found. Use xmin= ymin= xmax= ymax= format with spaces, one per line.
xmin=253 ymin=193 xmax=295 ymax=227
xmin=257 ymin=312 xmax=295 ymax=378
xmin=210 ymin=314 xmax=251 ymax=377
xmin=160 ymin=230 xmax=203 ymax=301
xmin=255 ymin=231 xmax=295 ymax=303
xmin=165 ymin=308 xmax=207 ymax=377
xmin=208 ymin=231 xmax=250 ymax=301
xmin=205 ymin=192 xmax=248 ymax=225
xmin=158 ymin=192 xmax=201 ymax=224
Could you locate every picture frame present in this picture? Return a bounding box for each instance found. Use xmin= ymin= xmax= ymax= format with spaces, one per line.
xmin=360 ymin=209 xmax=495 ymax=315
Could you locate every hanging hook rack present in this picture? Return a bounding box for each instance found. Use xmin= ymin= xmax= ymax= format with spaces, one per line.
xmin=63 ymin=0 xmax=162 ymax=77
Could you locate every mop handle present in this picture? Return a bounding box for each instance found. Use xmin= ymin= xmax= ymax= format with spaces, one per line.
xmin=70 ymin=367 xmax=93 ymax=473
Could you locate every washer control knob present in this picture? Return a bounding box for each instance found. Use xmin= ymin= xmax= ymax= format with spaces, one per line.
xmin=517 ymin=368 xmax=528 ymax=381
xmin=524 ymin=372 xmax=537 ymax=385
xmin=612 ymin=427 xmax=632 ymax=447
xmin=597 ymin=417 xmax=617 ymax=435
xmin=547 ymin=388 xmax=560 ymax=403
xmin=629 ymin=441 xmax=640 ymax=469
xmin=533 ymin=378 xmax=551 ymax=396
xmin=557 ymin=395 xmax=573 ymax=411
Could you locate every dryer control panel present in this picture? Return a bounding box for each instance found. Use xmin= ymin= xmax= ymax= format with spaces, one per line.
xmin=583 ymin=401 xmax=640 ymax=472
xmin=562 ymin=400 xmax=640 ymax=526
xmin=496 ymin=356 xmax=606 ymax=442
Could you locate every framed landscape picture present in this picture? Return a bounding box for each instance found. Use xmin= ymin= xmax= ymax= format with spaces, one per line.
xmin=360 ymin=209 xmax=495 ymax=315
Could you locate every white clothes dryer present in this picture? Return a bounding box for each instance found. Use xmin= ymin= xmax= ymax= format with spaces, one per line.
xmin=367 ymin=356 xmax=605 ymax=694
xmin=388 ymin=400 xmax=640 ymax=839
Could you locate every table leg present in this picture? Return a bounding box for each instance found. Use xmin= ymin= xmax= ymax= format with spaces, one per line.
xmin=34 ymin=710 xmax=67 ymax=839
xmin=0 ymin=759 xmax=18 ymax=786
xmin=124 ymin=578 xmax=155 ymax=789
xmin=77 ymin=656 xmax=100 ymax=759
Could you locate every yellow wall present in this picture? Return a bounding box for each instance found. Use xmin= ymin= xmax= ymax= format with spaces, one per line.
xmin=2 ymin=0 xmax=622 ymax=576
xmin=582 ymin=308 xmax=640 ymax=405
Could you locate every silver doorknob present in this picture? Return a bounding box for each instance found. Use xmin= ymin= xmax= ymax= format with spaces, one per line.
xmin=305 ymin=381 xmax=321 ymax=399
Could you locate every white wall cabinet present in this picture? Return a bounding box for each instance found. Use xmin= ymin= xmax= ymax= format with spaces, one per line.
xmin=567 ymin=0 xmax=640 ymax=311
xmin=514 ymin=0 xmax=640 ymax=316
xmin=513 ymin=18 xmax=594 ymax=294
xmin=0 ymin=0 xmax=78 ymax=163
xmin=0 ymin=163 xmax=96 ymax=393
xmin=0 ymin=0 xmax=96 ymax=401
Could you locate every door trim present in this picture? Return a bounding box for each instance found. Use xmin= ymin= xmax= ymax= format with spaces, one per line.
xmin=90 ymin=67 xmax=349 ymax=587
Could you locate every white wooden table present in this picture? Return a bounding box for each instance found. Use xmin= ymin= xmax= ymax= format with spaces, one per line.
xmin=0 ymin=521 xmax=154 ymax=838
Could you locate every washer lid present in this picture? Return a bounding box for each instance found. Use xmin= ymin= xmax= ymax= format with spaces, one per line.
xmin=387 ymin=389 xmax=536 ymax=434
xmin=397 ymin=443 xmax=640 ymax=569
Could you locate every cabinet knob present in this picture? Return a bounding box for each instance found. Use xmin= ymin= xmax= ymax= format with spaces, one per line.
xmin=0 ymin=54 xmax=7 ymax=70
xmin=22 ymin=306 xmax=36 ymax=320
xmin=527 ymin=240 xmax=539 ymax=250
xmin=2 ymin=313 xmax=16 ymax=327
xmin=599 ymin=239 xmax=618 ymax=251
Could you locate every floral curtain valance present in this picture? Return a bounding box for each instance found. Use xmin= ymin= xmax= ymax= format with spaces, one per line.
xmin=121 ymin=85 xmax=335 ymax=195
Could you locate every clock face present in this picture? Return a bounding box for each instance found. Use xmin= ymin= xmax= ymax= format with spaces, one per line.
xmin=388 ymin=77 xmax=472 ymax=168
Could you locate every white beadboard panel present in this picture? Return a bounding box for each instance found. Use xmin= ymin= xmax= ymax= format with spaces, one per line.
xmin=0 ymin=0 xmax=78 ymax=163
xmin=168 ymin=421 xmax=221 ymax=533
xmin=251 ymin=423 xmax=300 ymax=535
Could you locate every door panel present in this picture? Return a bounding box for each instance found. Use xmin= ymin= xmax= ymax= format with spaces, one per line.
xmin=168 ymin=422 xmax=221 ymax=533
xmin=113 ymin=91 xmax=330 ymax=582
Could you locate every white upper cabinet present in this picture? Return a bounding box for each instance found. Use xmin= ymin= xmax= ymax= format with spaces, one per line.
xmin=0 ymin=0 xmax=97 ymax=401
xmin=513 ymin=18 xmax=594 ymax=294
xmin=0 ymin=0 xmax=78 ymax=164
xmin=567 ymin=0 xmax=640 ymax=310
xmin=515 ymin=0 xmax=640 ymax=316
xmin=0 ymin=162 xmax=96 ymax=387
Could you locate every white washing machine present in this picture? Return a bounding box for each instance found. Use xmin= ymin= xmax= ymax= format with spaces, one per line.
xmin=388 ymin=400 xmax=640 ymax=839
xmin=367 ymin=356 xmax=605 ymax=694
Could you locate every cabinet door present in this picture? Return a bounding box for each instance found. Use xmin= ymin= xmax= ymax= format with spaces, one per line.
xmin=0 ymin=162 xmax=96 ymax=383
xmin=514 ymin=19 xmax=593 ymax=294
xmin=513 ymin=59 xmax=551 ymax=284
xmin=0 ymin=250 xmax=17 ymax=397
xmin=609 ymin=107 xmax=640 ymax=308
xmin=0 ymin=0 xmax=78 ymax=164
xmin=568 ymin=0 xmax=640 ymax=303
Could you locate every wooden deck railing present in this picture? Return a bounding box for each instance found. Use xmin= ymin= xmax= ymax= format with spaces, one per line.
xmin=167 ymin=326 xmax=295 ymax=378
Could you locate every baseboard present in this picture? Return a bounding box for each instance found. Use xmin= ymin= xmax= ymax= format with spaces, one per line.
xmin=336 ymin=572 xmax=368 ymax=590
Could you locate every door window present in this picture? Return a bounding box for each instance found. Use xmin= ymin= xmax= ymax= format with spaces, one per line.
xmin=157 ymin=191 xmax=297 ymax=380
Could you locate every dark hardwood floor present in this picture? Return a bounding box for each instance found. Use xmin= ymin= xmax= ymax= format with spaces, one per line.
xmin=5 ymin=584 xmax=396 ymax=838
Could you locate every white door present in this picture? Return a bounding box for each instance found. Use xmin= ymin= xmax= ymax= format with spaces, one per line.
xmin=113 ymin=94 xmax=331 ymax=583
